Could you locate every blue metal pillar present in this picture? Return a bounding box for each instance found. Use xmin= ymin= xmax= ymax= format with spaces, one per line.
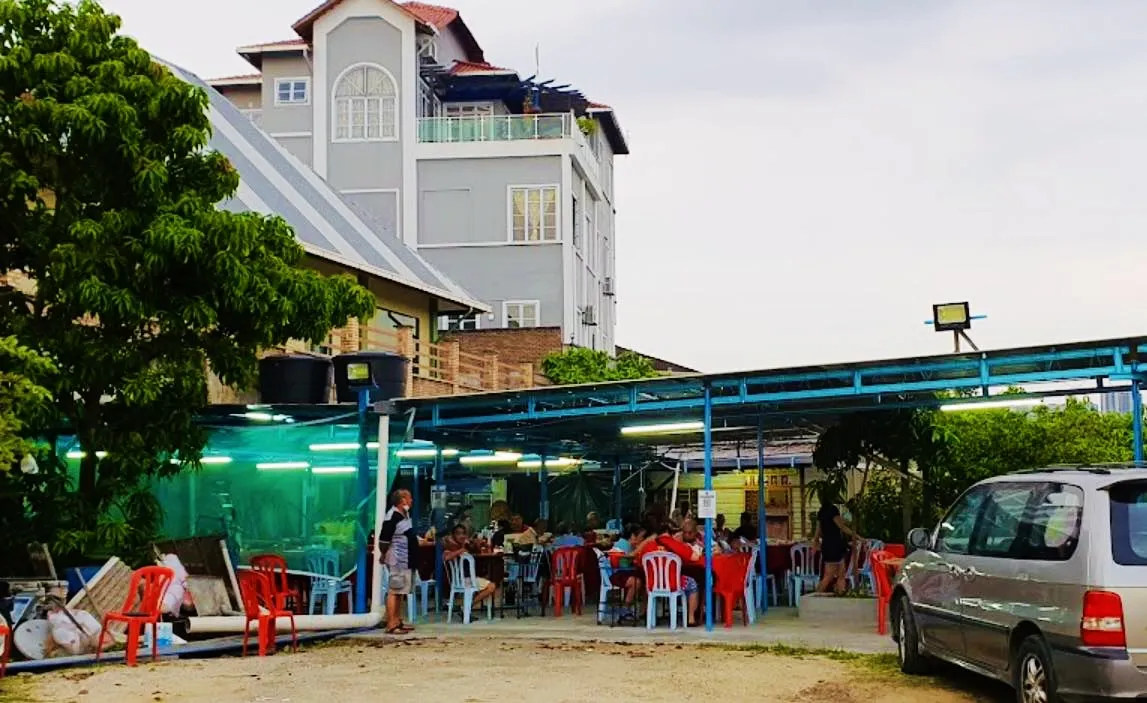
xmin=539 ymin=462 xmax=550 ymax=522
xmin=1134 ymin=380 xmax=1144 ymax=463
xmin=757 ymin=418 xmax=768 ymax=614
xmin=613 ymin=461 xmax=622 ymax=524
xmin=703 ymin=382 xmax=714 ymax=632
xmin=353 ymin=389 xmax=371 ymax=614
xmin=433 ymin=449 xmax=445 ymax=611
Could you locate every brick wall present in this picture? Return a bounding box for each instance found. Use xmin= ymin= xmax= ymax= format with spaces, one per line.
xmin=439 ymin=326 xmax=564 ymax=373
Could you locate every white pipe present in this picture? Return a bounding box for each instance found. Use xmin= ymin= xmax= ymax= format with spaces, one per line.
xmin=371 ymin=415 xmax=390 ymax=614
xmin=187 ymin=612 xmax=381 ymax=633
xmin=669 ymin=462 xmax=681 ymax=515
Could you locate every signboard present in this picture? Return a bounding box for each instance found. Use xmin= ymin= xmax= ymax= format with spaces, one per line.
xmin=743 ymin=470 xmax=798 ymax=489
xmin=697 ymin=489 xmax=718 ymax=519
xmin=430 ymin=486 xmax=447 ymax=511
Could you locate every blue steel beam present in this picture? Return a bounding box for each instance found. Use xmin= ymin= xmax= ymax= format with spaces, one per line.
xmin=411 ymin=341 xmax=1145 ymax=430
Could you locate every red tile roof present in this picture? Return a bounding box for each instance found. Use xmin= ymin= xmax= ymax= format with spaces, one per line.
xmin=293 ymin=0 xmax=429 ymax=40
xmin=402 ymin=2 xmax=458 ymax=30
xmin=587 ymin=100 xmax=612 ymax=110
xmin=207 ymin=73 xmax=262 ymax=83
xmin=450 ymin=60 xmax=513 ymax=75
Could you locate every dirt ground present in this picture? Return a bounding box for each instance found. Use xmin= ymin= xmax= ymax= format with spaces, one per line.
xmin=9 ymin=639 xmax=1007 ymax=703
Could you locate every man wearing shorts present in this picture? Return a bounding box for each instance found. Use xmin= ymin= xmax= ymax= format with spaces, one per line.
xmin=379 ymin=489 xmax=418 ymax=634
xmin=813 ymin=487 xmax=862 ymax=595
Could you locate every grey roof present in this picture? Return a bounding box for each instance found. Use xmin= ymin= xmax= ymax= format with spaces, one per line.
xmin=162 ymin=60 xmax=488 ymax=312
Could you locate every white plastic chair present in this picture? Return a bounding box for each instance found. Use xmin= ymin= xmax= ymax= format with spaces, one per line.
xmin=379 ymin=565 xmax=420 ymax=623
xmin=413 ymin=572 xmax=436 ymax=620
xmin=595 ymin=549 xmax=625 ymax=624
xmin=641 ymin=552 xmax=688 ymax=631
xmin=787 ymin=543 xmax=821 ymax=606
xmin=445 ymin=554 xmax=492 ymax=625
xmin=305 ymin=549 xmax=352 ymax=615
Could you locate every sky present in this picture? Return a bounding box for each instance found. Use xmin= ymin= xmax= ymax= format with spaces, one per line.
xmin=98 ymin=0 xmax=1147 ymax=372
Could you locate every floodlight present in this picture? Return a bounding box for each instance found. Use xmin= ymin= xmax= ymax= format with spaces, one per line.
xmin=932 ymin=302 xmax=971 ymax=332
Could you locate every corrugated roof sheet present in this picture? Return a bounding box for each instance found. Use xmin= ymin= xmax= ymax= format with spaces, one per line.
xmin=163 ymin=60 xmax=488 ymax=312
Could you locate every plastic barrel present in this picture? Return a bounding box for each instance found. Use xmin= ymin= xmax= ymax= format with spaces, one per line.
xmin=258 ymin=355 xmax=332 ymax=404
xmin=332 ymin=351 xmax=409 ymax=403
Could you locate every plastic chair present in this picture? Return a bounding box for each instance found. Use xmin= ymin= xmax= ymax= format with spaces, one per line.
xmin=243 ymin=569 xmax=298 ymax=654
xmin=594 ymin=550 xmax=624 ymax=625
xmin=869 ymin=549 xmax=895 ymax=635
xmin=714 ymin=553 xmax=752 ymax=628
xmin=0 ymin=619 xmax=9 ymax=678
xmin=851 ymin=539 xmax=885 ymax=594
xmin=641 ymin=551 xmax=688 ymax=631
xmin=379 ymin=565 xmax=420 ymax=624
xmin=305 ymin=549 xmax=352 ymax=615
xmin=550 ymin=547 xmax=583 ymax=617
xmin=96 ymin=565 xmax=174 ymax=666
xmin=787 ymin=543 xmax=821 ymax=607
xmin=238 ymin=571 xmax=273 ymax=656
xmin=250 ymin=554 xmax=299 ymax=612
xmin=413 ymin=572 xmax=436 ymax=620
xmin=445 ymin=554 xmax=492 ymax=624
xmin=743 ymin=548 xmax=760 ymax=623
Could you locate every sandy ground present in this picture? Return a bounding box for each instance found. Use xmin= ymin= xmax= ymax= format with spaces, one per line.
xmin=11 ymin=639 xmax=1008 ymax=703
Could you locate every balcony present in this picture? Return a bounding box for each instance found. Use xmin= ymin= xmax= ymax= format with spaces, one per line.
xmin=417 ymin=113 xmax=571 ymax=143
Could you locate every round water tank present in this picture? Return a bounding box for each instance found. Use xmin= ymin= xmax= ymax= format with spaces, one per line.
xmin=333 ymin=351 xmax=409 ymax=403
xmin=258 ymin=355 xmax=332 ymax=404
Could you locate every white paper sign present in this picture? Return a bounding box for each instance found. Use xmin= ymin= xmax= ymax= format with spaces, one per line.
xmin=698 ymin=489 xmax=718 ymax=519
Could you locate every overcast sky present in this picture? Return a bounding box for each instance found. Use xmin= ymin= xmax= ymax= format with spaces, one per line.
xmin=99 ymin=0 xmax=1147 ymax=372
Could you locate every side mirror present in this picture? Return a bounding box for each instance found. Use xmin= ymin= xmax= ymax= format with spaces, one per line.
xmin=907 ymin=527 xmax=932 ymax=551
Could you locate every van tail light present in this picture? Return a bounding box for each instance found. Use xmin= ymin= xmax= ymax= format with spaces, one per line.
xmin=1081 ymin=590 xmax=1126 ymax=648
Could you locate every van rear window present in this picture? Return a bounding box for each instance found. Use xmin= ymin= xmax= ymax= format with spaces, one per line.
xmin=1108 ymin=481 xmax=1147 ymax=565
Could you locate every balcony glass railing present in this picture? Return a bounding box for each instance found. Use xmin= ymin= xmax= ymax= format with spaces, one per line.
xmin=417 ymin=113 xmax=571 ymax=143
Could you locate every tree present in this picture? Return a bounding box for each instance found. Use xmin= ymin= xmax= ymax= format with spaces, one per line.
xmin=540 ymin=347 xmax=660 ymax=385
xmin=0 ymin=0 xmax=375 ymax=556
xmin=0 ymin=335 xmax=54 ymax=471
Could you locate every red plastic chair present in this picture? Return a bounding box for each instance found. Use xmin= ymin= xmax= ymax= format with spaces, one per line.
xmin=869 ymin=549 xmax=895 ymax=635
xmin=238 ymin=571 xmax=297 ymax=656
xmin=250 ymin=554 xmax=299 ymax=612
xmin=713 ymin=553 xmax=752 ymax=628
xmin=96 ymin=566 xmax=174 ymax=666
xmin=550 ymin=547 xmax=583 ymax=617
xmin=0 ymin=621 xmax=10 ymax=678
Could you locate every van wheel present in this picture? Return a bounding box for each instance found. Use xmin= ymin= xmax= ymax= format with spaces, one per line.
xmin=894 ymin=595 xmax=929 ymax=675
xmin=1014 ymin=635 xmax=1059 ymax=703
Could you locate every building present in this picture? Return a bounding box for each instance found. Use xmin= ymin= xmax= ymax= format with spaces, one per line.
xmin=165 ymin=61 xmax=543 ymax=399
xmin=1100 ymin=391 xmax=1134 ymax=414
xmin=208 ymin=0 xmax=629 ymax=354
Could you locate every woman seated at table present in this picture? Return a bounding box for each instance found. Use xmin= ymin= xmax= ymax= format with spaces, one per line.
xmin=607 ymin=523 xmax=647 ymax=608
xmin=638 ymin=524 xmax=700 ymax=626
xmin=534 ymin=519 xmax=553 ymax=546
xmin=552 ymin=522 xmax=585 ymax=548
xmin=442 ymin=524 xmax=496 ymax=605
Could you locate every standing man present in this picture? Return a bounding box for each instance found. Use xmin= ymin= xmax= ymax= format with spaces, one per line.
xmin=379 ymin=488 xmax=418 ymax=634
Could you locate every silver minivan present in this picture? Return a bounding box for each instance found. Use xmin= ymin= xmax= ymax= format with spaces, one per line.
xmin=892 ymin=467 xmax=1147 ymax=702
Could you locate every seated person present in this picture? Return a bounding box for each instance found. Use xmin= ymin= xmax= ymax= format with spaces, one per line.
xmin=491 ymin=520 xmax=510 ymax=549
xmin=552 ymin=522 xmax=585 ymax=548
xmin=608 ymin=523 xmax=647 ymax=608
xmin=676 ymin=518 xmax=702 ymax=546
xmin=508 ymin=514 xmax=538 ymax=545
xmin=534 ymin=519 xmax=553 ymax=546
xmin=442 ymin=524 xmax=496 ymax=605
xmin=636 ymin=524 xmax=700 ymax=626
xmin=732 ymin=511 xmax=758 ymax=545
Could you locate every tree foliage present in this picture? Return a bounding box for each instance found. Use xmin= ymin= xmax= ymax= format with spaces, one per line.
xmin=0 ymin=335 xmax=54 ymax=470
xmin=0 ymin=0 xmax=375 ymax=557
xmin=541 ymin=347 xmax=661 ymax=385
xmin=818 ymin=399 xmax=1134 ymax=542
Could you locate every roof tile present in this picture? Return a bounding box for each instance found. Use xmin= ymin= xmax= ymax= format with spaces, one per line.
xmin=402 ymin=2 xmax=458 ymax=29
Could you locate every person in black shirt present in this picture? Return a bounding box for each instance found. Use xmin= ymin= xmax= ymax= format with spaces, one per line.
xmin=731 ymin=511 xmax=758 ymax=543
xmin=813 ymin=486 xmax=862 ymax=595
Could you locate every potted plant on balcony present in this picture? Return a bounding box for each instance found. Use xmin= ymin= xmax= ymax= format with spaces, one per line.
xmin=577 ymin=116 xmax=598 ymax=136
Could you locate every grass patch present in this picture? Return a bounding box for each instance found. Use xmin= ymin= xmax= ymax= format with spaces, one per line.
xmin=707 ymin=642 xmax=902 ymax=677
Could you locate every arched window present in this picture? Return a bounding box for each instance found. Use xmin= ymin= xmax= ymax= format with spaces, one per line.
xmin=333 ymin=64 xmax=397 ymax=141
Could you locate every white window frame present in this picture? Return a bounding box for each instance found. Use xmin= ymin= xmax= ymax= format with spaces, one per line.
xmin=274 ymin=77 xmax=310 ymax=106
xmin=507 ymin=185 xmax=559 ymax=243
xmin=444 ymin=102 xmax=495 ymax=117
xmin=331 ymin=63 xmax=399 ymax=143
xmin=438 ymin=312 xmax=480 ymax=332
xmin=503 ymin=300 xmax=540 ymax=329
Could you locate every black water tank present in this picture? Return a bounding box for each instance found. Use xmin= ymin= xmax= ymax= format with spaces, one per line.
xmin=333 ymin=351 xmax=409 ymax=403
xmin=258 ymin=355 xmax=332 ymax=404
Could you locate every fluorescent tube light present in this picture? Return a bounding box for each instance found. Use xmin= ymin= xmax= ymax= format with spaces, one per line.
xmin=256 ymin=461 xmax=310 ymax=470
xmin=459 ymin=451 xmax=522 ymax=465
xmin=620 ymin=421 xmax=704 ymax=436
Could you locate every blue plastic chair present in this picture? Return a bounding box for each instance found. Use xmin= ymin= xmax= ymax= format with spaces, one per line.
xmin=305 ymin=549 xmax=352 ymax=615
xmin=445 ymin=554 xmax=492 ymax=625
xmin=787 ymin=543 xmax=821 ymax=606
xmin=851 ymin=539 xmax=884 ymax=594
xmin=641 ymin=552 xmax=688 ymax=631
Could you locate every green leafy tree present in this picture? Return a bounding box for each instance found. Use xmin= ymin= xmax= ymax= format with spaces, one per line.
xmin=0 ymin=0 xmax=375 ymax=557
xmin=541 ymin=347 xmax=661 ymax=385
xmin=0 ymin=335 xmax=54 ymax=470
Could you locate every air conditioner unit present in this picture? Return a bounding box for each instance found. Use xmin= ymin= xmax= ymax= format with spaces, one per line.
xmin=581 ymin=306 xmax=598 ymax=326
xmin=602 ymin=277 xmax=615 ymax=296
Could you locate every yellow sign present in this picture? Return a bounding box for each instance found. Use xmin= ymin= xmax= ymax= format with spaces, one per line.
xmin=346 ymin=362 xmax=370 ymax=381
xmin=743 ymin=470 xmax=797 ymax=489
